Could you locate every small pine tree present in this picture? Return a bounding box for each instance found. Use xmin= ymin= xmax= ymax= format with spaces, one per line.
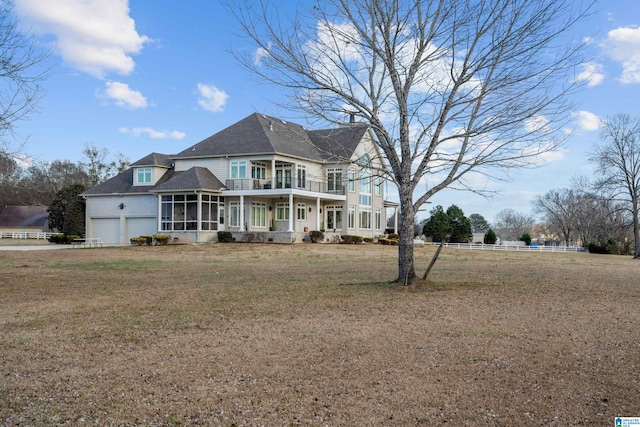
xmin=484 ymin=228 xmax=497 ymax=244
xmin=519 ymin=233 xmax=532 ymax=245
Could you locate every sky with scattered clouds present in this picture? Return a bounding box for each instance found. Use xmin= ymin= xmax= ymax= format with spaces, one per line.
xmin=9 ymin=0 xmax=640 ymax=224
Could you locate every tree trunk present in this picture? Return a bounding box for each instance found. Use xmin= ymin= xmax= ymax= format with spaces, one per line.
xmin=396 ymin=190 xmax=416 ymax=285
xmin=633 ymin=197 xmax=640 ymax=259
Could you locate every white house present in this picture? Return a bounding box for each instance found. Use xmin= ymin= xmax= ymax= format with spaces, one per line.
xmin=83 ymin=113 xmax=394 ymax=245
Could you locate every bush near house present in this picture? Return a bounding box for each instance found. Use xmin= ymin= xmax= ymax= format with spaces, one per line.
xmin=378 ymin=237 xmax=399 ymax=245
xmin=153 ymin=235 xmax=169 ymax=245
xmin=48 ymin=234 xmax=81 ymax=244
xmin=218 ymin=231 xmax=233 ymax=243
xmin=341 ymin=235 xmax=364 ymax=244
xmin=309 ymin=230 xmax=324 ymax=243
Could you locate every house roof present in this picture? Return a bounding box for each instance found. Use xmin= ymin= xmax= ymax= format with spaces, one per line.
xmin=0 ymin=205 xmax=49 ymax=228
xmin=173 ymin=112 xmax=368 ymax=162
xmin=152 ymin=167 xmax=225 ymax=192
xmin=130 ymin=152 xmax=173 ymax=168
xmin=83 ymin=168 xmax=168 ymax=196
xmin=84 ymin=113 xmax=372 ymax=197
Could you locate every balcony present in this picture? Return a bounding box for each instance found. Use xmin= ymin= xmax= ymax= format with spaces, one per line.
xmin=224 ymin=178 xmax=345 ymax=195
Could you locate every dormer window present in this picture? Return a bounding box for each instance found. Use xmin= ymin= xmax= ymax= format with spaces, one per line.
xmin=136 ymin=167 xmax=152 ymax=184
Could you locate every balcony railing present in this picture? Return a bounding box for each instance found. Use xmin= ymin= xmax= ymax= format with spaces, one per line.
xmin=225 ymin=178 xmax=345 ymax=195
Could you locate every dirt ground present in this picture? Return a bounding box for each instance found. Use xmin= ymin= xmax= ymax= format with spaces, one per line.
xmin=1 ymin=243 xmax=639 ymax=426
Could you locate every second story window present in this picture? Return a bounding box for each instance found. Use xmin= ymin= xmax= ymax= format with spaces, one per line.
xmin=136 ymin=167 xmax=152 ymax=184
xmin=297 ymin=165 xmax=306 ymax=189
xmin=348 ymin=170 xmax=355 ymax=192
xmin=230 ymin=160 xmax=247 ymax=179
xmin=252 ymin=162 xmax=266 ymax=180
xmin=327 ymin=168 xmax=342 ymax=193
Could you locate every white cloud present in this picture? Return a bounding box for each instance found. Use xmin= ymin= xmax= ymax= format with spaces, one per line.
xmin=572 ymin=110 xmax=601 ymax=131
xmin=119 ymin=127 xmax=185 ymax=140
xmin=197 ymin=83 xmax=229 ymax=113
xmin=576 ymin=62 xmax=605 ymax=87
xmin=253 ymin=43 xmax=272 ymax=66
xmin=524 ymin=114 xmax=551 ymax=133
xmin=104 ymin=81 xmax=147 ymax=109
xmin=602 ymin=26 xmax=640 ymax=84
xmin=15 ymin=0 xmax=150 ymax=78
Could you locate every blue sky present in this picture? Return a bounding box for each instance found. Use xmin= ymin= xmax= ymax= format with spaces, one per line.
xmin=10 ymin=0 xmax=640 ymax=224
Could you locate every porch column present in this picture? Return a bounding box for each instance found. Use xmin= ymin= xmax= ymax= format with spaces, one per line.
xmin=239 ymin=195 xmax=245 ymax=231
xmin=157 ymin=195 xmax=162 ymax=233
xmin=316 ymin=198 xmax=321 ymax=230
xmin=271 ymin=159 xmax=276 ymax=188
xmin=394 ymin=206 xmax=398 ymax=234
xmin=288 ymin=193 xmax=294 ymax=232
xmin=196 ymin=192 xmax=202 ymax=243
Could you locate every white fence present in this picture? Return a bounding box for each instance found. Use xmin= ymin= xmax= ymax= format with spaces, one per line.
xmin=424 ymin=242 xmax=586 ymax=252
xmin=0 ymin=231 xmax=54 ymax=240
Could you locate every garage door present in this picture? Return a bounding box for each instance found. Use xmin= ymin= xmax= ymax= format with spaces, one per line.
xmin=91 ymin=218 xmax=120 ymax=245
xmin=126 ymin=217 xmax=157 ymax=242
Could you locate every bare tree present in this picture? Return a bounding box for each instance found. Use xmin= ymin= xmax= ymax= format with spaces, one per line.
xmin=0 ymin=2 xmax=51 ymax=152
xmin=533 ymin=188 xmax=578 ymax=246
xmin=590 ymin=113 xmax=640 ymax=258
xmin=80 ymin=143 xmax=129 ymax=186
xmin=227 ymin=0 xmax=593 ymax=283
xmin=24 ymin=160 xmax=91 ymax=205
xmin=493 ymin=208 xmax=534 ymax=241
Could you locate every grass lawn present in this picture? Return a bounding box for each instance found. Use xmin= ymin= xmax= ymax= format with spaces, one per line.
xmin=1 ymin=243 xmax=639 ymax=425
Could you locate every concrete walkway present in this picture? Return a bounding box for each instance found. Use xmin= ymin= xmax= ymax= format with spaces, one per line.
xmin=0 ymin=245 xmax=74 ymax=251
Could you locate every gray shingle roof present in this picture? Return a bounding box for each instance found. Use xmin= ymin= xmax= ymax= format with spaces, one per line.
xmin=174 ymin=113 xmax=368 ymax=162
xmin=131 ymin=152 xmax=173 ymax=168
xmin=152 ymin=167 xmax=225 ymax=192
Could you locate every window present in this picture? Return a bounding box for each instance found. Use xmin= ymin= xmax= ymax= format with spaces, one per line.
xmin=375 ymin=209 xmax=382 ymax=230
xmin=251 ymin=162 xmax=266 ymax=180
xmin=276 ymin=202 xmax=289 ymax=220
xmin=230 ymin=160 xmax=247 ymax=179
xmin=359 ymin=207 xmax=371 ymax=230
xmin=276 ymin=164 xmax=292 ymax=188
xmin=297 ymin=165 xmax=306 ymax=189
xmin=136 ymin=167 xmax=152 ymax=184
xmin=297 ymin=203 xmax=306 ymax=221
xmin=326 ymin=205 xmax=343 ymax=230
xmin=201 ymin=194 xmax=220 ymax=231
xmin=327 ymin=168 xmax=342 ymax=193
xmin=348 ymin=205 xmax=355 ymax=229
xmin=375 ymin=176 xmax=382 ymax=196
xmin=251 ymin=202 xmax=267 ymax=228
xmin=348 ymin=170 xmax=355 ymax=192
xmin=229 ymin=201 xmax=240 ymax=227
xmin=160 ymin=194 xmax=199 ymax=231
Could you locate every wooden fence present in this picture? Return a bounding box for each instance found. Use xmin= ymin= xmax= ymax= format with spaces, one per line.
xmin=0 ymin=232 xmax=54 ymax=240
xmin=423 ymin=242 xmax=586 ymax=252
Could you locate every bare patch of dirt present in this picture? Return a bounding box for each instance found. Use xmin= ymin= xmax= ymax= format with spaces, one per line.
xmin=1 ymin=244 xmax=638 ymax=425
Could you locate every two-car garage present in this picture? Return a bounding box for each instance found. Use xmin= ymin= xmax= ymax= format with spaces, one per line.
xmin=89 ymin=216 xmax=157 ymax=245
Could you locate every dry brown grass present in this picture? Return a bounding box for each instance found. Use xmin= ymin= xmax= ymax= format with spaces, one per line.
xmin=1 ymin=243 xmax=639 ymax=426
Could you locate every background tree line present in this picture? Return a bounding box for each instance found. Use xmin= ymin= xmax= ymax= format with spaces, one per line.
xmin=0 ymin=144 xmax=128 ymax=235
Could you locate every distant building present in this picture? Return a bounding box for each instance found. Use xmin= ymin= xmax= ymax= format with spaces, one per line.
xmin=0 ymin=205 xmax=50 ymax=233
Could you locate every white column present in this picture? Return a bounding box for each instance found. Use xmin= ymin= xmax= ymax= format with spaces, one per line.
xmin=394 ymin=206 xmax=398 ymax=234
xmin=316 ymin=198 xmax=321 ymax=230
xmin=196 ymin=192 xmax=202 ymax=243
xmin=239 ymin=195 xmax=245 ymax=231
xmin=288 ymin=193 xmax=294 ymax=232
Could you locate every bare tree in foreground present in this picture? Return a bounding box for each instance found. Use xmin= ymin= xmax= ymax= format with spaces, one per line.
xmin=0 ymin=2 xmax=51 ymax=153
xmin=590 ymin=114 xmax=640 ymax=258
xmin=227 ymin=0 xmax=592 ymax=284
